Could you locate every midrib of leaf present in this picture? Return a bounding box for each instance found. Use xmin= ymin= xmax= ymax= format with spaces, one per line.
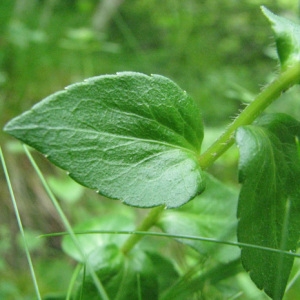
xmin=9 ymin=124 xmax=199 ymax=156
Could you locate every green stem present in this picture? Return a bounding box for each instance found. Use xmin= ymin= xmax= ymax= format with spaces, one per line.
xmin=199 ymin=62 xmax=300 ymax=169
xmin=121 ymin=205 xmax=165 ymax=254
xmin=121 ymin=62 xmax=300 ymax=254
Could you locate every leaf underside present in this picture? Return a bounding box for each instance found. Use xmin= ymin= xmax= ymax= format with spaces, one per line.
xmin=236 ymin=113 xmax=300 ymax=300
xmin=4 ymin=72 xmax=205 ymax=208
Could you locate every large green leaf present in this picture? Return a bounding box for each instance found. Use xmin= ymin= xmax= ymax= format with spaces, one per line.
xmin=262 ymin=6 xmax=300 ymax=72
xmin=158 ymin=173 xmax=240 ymax=263
xmin=3 ymin=72 xmax=205 ymax=208
xmin=236 ymin=113 xmax=300 ymax=300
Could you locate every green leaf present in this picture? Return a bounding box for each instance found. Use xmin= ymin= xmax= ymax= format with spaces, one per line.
xmin=236 ymin=113 xmax=300 ymax=300
xmin=262 ymin=6 xmax=300 ymax=72
xmin=62 ymin=215 xmax=134 ymax=262
xmin=158 ymin=173 xmax=240 ymax=263
xmin=75 ymin=244 xmax=159 ymax=300
xmin=3 ymin=72 xmax=205 ymax=208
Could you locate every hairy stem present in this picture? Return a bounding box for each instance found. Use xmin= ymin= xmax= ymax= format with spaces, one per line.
xmin=121 ymin=62 xmax=300 ymax=254
xmin=199 ymin=62 xmax=300 ymax=169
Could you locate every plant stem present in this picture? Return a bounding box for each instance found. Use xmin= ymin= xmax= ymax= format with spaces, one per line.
xmin=121 ymin=62 xmax=300 ymax=254
xmin=121 ymin=205 xmax=165 ymax=254
xmin=199 ymin=62 xmax=300 ymax=169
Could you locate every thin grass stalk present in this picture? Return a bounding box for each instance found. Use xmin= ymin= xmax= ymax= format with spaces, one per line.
xmin=41 ymin=230 xmax=300 ymax=259
xmin=0 ymin=147 xmax=42 ymax=300
xmin=22 ymin=145 xmax=110 ymax=300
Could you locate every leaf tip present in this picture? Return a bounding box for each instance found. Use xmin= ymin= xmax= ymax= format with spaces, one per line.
xmin=260 ymin=5 xmax=271 ymax=18
xmin=261 ymin=6 xmax=281 ymax=23
xmin=260 ymin=6 xmax=280 ymax=28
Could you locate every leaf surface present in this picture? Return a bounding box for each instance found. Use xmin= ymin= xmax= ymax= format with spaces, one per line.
xmin=4 ymin=72 xmax=205 ymax=208
xmin=262 ymin=6 xmax=300 ymax=72
xmin=158 ymin=173 xmax=240 ymax=263
xmin=236 ymin=113 xmax=300 ymax=300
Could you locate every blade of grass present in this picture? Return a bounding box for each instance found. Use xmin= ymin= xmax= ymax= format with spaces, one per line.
xmin=286 ymin=268 xmax=300 ymax=292
xmin=137 ymin=274 xmax=142 ymax=300
xmin=22 ymin=144 xmax=110 ymax=300
xmin=79 ymin=263 xmax=87 ymax=300
xmin=40 ymin=230 xmax=300 ymax=259
xmin=0 ymin=146 xmax=42 ymax=300
xmin=66 ymin=263 xmax=83 ymax=300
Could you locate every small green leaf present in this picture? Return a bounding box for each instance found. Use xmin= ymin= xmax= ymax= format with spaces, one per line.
xmin=3 ymin=72 xmax=205 ymax=208
xmin=236 ymin=113 xmax=300 ymax=300
xmin=75 ymin=244 xmax=159 ymax=300
xmin=262 ymin=6 xmax=300 ymax=72
xmin=158 ymin=173 xmax=240 ymax=263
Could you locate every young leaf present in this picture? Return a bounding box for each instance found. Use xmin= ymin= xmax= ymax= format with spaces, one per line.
xmin=158 ymin=173 xmax=240 ymax=263
xmin=262 ymin=6 xmax=300 ymax=73
xmin=3 ymin=72 xmax=205 ymax=208
xmin=236 ymin=113 xmax=300 ymax=300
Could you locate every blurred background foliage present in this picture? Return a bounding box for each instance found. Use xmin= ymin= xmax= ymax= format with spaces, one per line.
xmin=0 ymin=0 xmax=300 ymax=298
